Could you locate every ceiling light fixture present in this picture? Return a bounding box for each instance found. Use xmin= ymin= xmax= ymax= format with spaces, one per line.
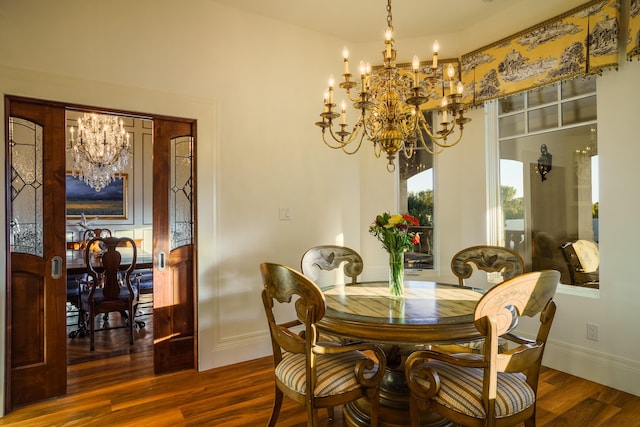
xmin=315 ymin=0 xmax=471 ymax=172
xmin=68 ymin=113 xmax=131 ymax=192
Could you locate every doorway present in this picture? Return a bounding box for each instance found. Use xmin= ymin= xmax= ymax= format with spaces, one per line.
xmin=5 ymin=96 xmax=198 ymax=411
xmin=64 ymin=112 xmax=154 ymax=379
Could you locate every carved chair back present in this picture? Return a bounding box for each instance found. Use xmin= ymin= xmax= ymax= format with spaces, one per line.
xmin=451 ymin=245 xmax=525 ymax=286
xmin=301 ymin=245 xmax=363 ymax=285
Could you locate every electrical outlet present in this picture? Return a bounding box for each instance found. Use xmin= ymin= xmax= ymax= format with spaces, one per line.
xmin=586 ymin=322 xmax=599 ymax=341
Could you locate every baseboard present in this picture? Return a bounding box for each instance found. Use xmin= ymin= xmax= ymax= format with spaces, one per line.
xmin=543 ymin=338 xmax=640 ymax=397
xmin=203 ymin=332 xmax=272 ymax=371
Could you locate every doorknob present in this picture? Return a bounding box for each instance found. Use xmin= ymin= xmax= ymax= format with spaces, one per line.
xmin=51 ymin=256 xmax=63 ymax=279
xmin=158 ymin=252 xmax=166 ymax=270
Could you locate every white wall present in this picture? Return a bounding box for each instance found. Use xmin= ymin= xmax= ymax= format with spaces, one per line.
xmin=0 ymin=0 xmax=363 ymax=414
xmin=0 ymin=0 xmax=639 ymax=416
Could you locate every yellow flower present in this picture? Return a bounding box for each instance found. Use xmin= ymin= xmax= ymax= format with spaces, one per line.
xmin=385 ymin=214 xmax=403 ymax=228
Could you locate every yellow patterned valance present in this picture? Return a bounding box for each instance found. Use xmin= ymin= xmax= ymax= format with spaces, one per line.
xmin=460 ymin=0 xmax=619 ymax=105
xmin=628 ymin=0 xmax=640 ymax=60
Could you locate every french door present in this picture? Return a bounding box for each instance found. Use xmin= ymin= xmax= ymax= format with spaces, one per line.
xmin=152 ymin=118 xmax=196 ymax=373
xmin=5 ymin=97 xmax=197 ymax=410
xmin=5 ymin=97 xmax=67 ymax=410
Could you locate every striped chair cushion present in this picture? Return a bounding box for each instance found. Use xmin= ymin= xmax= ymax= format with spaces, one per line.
xmin=415 ymin=360 xmax=535 ymax=419
xmin=275 ymin=351 xmax=374 ymax=397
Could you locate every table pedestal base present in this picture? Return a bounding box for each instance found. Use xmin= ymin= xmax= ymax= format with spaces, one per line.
xmin=343 ymin=366 xmax=452 ymax=427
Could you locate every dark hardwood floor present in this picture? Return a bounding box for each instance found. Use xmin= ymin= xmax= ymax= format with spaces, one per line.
xmin=4 ymin=297 xmax=639 ymax=425
xmin=7 ymin=282 xmax=625 ymax=425
xmin=66 ymin=293 xmax=153 ymax=366
xmin=1 ymin=340 xmax=639 ymax=427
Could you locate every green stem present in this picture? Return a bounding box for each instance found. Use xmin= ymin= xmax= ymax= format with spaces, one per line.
xmin=389 ymin=250 xmax=404 ymax=298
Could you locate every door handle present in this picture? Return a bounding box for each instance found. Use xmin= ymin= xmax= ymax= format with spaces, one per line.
xmin=51 ymin=256 xmax=63 ymax=279
xmin=158 ymin=252 xmax=166 ymax=270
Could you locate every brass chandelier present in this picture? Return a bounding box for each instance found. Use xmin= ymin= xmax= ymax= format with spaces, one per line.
xmin=315 ymin=0 xmax=471 ymax=172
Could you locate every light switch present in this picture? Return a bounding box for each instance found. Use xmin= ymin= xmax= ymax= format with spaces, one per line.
xmin=279 ymin=207 xmax=292 ymax=221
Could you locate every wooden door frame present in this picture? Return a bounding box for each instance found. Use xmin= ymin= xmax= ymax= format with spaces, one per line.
xmin=4 ymin=95 xmax=198 ymax=409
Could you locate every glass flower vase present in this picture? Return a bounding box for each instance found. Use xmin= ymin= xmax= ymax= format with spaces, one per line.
xmin=388 ymin=250 xmax=404 ymax=298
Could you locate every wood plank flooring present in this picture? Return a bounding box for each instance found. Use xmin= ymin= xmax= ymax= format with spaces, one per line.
xmin=66 ymin=293 xmax=153 ymax=367
xmin=1 ymin=351 xmax=639 ymax=426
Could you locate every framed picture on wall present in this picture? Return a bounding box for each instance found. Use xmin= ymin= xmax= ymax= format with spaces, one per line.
xmin=66 ymin=172 xmax=128 ymax=220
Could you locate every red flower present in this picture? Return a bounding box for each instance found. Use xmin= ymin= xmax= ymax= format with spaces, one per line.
xmin=402 ymin=214 xmax=420 ymax=226
xmin=370 ymin=212 xmax=420 ymax=254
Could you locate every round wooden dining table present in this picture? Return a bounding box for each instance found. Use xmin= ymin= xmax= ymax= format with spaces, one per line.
xmin=317 ymin=280 xmax=484 ymax=427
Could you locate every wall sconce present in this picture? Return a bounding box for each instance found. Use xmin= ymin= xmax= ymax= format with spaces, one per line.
xmin=537 ymin=144 xmax=552 ymax=182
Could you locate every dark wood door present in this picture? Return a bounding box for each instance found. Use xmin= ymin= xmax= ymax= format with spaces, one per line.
xmin=5 ymin=97 xmax=67 ymax=410
xmin=152 ymin=118 xmax=196 ymax=373
xmin=5 ymin=98 xmax=198 ymax=409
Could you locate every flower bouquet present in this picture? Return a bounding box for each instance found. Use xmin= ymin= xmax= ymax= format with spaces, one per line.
xmin=369 ymin=212 xmax=420 ymax=297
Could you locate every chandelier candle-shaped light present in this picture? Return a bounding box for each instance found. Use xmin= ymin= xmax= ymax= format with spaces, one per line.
xmin=315 ymin=0 xmax=471 ymax=172
xmin=68 ymin=113 xmax=131 ymax=192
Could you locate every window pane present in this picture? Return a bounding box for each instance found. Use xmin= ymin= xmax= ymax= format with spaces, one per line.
xmin=499 ymin=159 xmax=524 ymax=251
xmin=528 ymin=105 xmax=558 ymax=132
xmin=499 ymin=112 xmax=525 ymax=138
xmin=528 ymin=85 xmax=557 ymax=107
xmin=562 ymin=95 xmax=597 ymax=125
xmin=400 ymin=143 xmax=434 ymax=270
xmin=499 ymin=125 xmax=598 ymax=287
xmin=406 ymin=168 xmax=433 ymax=269
xmin=561 ymin=78 xmax=596 ymax=98
xmin=498 ymin=92 xmax=524 ymax=114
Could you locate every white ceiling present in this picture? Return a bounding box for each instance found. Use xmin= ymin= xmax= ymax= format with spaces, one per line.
xmin=209 ymin=0 xmax=587 ymax=44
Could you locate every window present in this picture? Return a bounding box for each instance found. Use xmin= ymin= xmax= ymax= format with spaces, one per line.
xmin=495 ymin=79 xmax=599 ymax=288
xmin=400 ymin=127 xmax=434 ymax=271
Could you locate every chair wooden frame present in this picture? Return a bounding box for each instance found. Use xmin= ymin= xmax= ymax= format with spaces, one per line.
xmin=82 ymin=227 xmax=112 ymax=242
xmin=301 ymin=245 xmax=363 ymax=285
xmin=405 ymin=270 xmax=560 ymax=427
xmin=260 ymin=262 xmax=386 ymax=426
xmin=81 ymin=236 xmax=140 ymax=351
xmin=451 ymin=245 xmax=525 ymax=286
xmin=447 ymin=245 xmax=526 ymax=353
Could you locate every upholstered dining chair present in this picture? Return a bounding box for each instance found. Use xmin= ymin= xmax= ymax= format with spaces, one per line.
xmin=451 ymin=245 xmax=525 ymax=287
xmin=560 ymin=240 xmax=599 ymax=286
xmin=260 ymin=262 xmax=386 ymax=426
xmin=405 ymin=270 xmax=560 ymax=427
xmin=301 ymin=245 xmax=364 ymax=285
xmin=81 ymin=236 xmax=142 ymax=351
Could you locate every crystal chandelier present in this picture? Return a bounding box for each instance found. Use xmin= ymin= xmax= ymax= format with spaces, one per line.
xmin=68 ymin=113 xmax=131 ymax=192
xmin=315 ymin=0 xmax=471 ymax=172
